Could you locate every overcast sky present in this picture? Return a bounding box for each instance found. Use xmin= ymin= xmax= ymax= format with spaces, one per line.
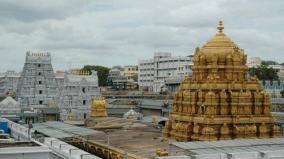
xmin=0 ymin=0 xmax=284 ymax=72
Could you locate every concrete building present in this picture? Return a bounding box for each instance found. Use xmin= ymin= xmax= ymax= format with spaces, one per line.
xmin=247 ymin=57 xmax=262 ymax=68
xmin=57 ymin=69 xmax=100 ymax=120
xmin=138 ymin=52 xmax=193 ymax=92
xmin=107 ymin=66 xmax=127 ymax=90
xmin=107 ymin=65 xmax=138 ymax=90
xmin=122 ymin=65 xmax=138 ymax=81
xmin=0 ymin=70 xmax=20 ymax=96
xmin=17 ymin=52 xmax=58 ymax=109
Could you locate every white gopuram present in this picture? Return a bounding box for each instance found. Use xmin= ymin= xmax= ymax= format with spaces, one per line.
xmin=17 ymin=52 xmax=58 ymax=109
xmin=57 ymin=69 xmax=101 ymax=120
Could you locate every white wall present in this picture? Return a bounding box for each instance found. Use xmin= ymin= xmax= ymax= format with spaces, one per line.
xmin=0 ymin=147 xmax=51 ymax=159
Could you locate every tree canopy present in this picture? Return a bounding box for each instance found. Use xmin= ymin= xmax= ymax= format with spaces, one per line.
xmin=82 ymin=65 xmax=110 ymax=86
xmin=261 ymin=60 xmax=278 ymax=66
xmin=248 ymin=64 xmax=279 ymax=81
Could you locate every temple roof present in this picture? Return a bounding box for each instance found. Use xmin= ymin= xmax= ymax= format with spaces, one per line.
xmin=202 ymin=21 xmax=239 ymax=49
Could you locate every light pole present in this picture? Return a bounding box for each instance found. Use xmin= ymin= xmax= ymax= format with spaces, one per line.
xmin=107 ymin=132 xmax=110 ymax=159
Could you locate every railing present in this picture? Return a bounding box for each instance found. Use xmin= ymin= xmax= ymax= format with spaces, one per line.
xmin=65 ymin=137 xmax=146 ymax=159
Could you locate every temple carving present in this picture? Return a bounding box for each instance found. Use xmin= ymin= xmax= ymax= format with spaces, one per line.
xmin=163 ymin=21 xmax=282 ymax=141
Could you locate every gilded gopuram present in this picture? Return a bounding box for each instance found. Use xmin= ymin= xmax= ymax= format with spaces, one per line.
xmin=163 ymin=21 xmax=282 ymax=141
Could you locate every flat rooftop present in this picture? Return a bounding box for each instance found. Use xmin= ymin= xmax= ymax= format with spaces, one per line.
xmin=160 ymin=138 xmax=284 ymax=159
xmin=32 ymin=121 xmax=104 ymax=138
xmin=88 ymin=128 xmax=169 ymax=159
xmin=71 ymin=117 xmax=169 ymax=159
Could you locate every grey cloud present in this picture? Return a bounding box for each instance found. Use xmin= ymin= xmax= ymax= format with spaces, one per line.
xmin=0 ymin=0 xmax=92 ymax=22
xmin=0 ymin=0 xmax=284 ymax=72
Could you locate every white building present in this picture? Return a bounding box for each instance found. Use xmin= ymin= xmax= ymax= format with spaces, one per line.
xmin=138 ymin=52 xmax=193 ymax=92
xmin=17 ymin=52 xmax=58 ymax=109
xmin=57 ymin=70 xmax=100 ymax=120
xmin=0 ymin=96 xmax=21 ymax=116
xmin=247 ymin=57 xmax=262 ymax=68
xmin=0 ymin=71 xmax=20 ymax=96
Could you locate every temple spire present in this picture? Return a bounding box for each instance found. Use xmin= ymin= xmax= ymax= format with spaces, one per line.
xmin=217 ymin=20 xmax=224 ymax=34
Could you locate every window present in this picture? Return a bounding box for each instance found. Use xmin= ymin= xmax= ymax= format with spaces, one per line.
xmin=39 ymin=81 xmax=42 ymax=85
xmin=39 ymin=90 xmax=42 ymax=94
xmin=83 ymin=100 xmax=86 ymax=105
xmin=38 ymin=72 xmax=42 ymax=76
xmin=82 ymin=87 xmax=85 ymax=93
xmin=39 ymin=100 xmax=43 ymax=105
xmin=38 ymin=64 xmax=41 ymax=67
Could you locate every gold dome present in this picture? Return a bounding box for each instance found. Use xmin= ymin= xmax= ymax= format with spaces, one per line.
xmin=163 ymin=21 xmax=282 ymax=141
xmin=193 ymin=21 xmax=247 ymax=82
xmin=202 ymin=21 xmax=237 ymax=49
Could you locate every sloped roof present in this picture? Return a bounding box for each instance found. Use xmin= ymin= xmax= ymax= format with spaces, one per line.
xmin=0 ymin=96 xmax=19 ymax=106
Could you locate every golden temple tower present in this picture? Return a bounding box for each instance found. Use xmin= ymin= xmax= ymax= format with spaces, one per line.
xmin=90 ymin=96 xmax=108 ymax=118
xmin=163 ymin=21 xmax=282 ymax=141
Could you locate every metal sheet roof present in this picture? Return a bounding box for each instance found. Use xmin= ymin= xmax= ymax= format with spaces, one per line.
xmin=32 ymin=121 xmax=103 ymax=139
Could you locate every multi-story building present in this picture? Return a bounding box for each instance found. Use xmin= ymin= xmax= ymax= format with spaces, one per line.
xmin=0 ymin=71 xmax=20 ymax=96
xmin=138 ymin=52 xmax=193 ymax=92
xmin=122 ymin=65 xmax=138 ymax=81
xmin=138 ymin=59 xmax=155 ymax=91
xmin=107 ymin=66 xmax=127 ymax=90
xmin=107 ymin=65 xmax=138 ymax=90
xmin=57 ymin=69 xmax=100 ymax=120
xmin=247 ymin=57 xmax=262 ymax=68
xmin=17 ymin=52 xmax=58 ymax=109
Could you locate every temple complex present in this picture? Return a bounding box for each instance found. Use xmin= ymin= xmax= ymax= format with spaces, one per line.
xmin=90 ymin=96 xmax=107 ymax=118
xmin=163 ymin=21 xmax=282 ymax=141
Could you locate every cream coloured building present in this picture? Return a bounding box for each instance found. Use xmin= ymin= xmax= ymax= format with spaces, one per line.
xmin=122 ymin=65 xmax=138 ymax=81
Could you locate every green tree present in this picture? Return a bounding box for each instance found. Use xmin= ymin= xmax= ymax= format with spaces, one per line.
xmin=82 ymin=65 xmax=110 ymax=86
xmin=280 ymin=90 xmax=284 ymax=98
xmin=261 ymin=60 xmax=278 ymax=66
xmin=248 ymin=64 xmax=279 ymax=81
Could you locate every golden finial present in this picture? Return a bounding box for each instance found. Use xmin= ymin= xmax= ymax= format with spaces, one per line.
xmin=217 ymin=20 xmax=224 ymax=34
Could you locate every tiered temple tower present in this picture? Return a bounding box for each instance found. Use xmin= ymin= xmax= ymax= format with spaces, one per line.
xmin=163 ymin=21 xmax=282 ymax=141
xmin=17 ymin=52 xmax=58 ymax=109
